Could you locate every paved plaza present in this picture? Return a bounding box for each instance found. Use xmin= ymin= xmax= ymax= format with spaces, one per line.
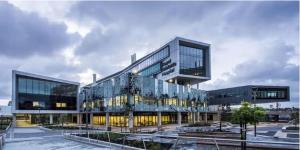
xmin=2 ymin=122 xmax=299 ymax=150
xmin=4 ymin=127 xmax=109 ymax=150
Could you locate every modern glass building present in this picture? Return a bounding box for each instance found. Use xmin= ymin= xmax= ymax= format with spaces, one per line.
xmin=11 ymin=37 xmax=290 ymax=129
xmin=12 ymin=70 xmax=80 ymax=126
xmin=79 ymin=37 xmax=214 ymax=130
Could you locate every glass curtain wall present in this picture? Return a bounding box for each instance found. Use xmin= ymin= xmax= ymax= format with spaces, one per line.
xmin=179 ymin=45 xmax=205 ymax=76
xmin=80 ymin=73 xmax=208 ymax=126
xmin=17 ymin=75 xmax=78 ymax=110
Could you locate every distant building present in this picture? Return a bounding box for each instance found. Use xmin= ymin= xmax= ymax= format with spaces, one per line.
xmin=208 ymin=85 xmax=289 ymax=105
xmin=0 ymin=106 xmax=12 ymax=117
xmin=11 ymin=70 xmax=79 ymax=126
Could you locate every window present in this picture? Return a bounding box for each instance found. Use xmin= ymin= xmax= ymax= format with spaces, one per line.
xmin=27 ymin=79 xmax=33 ymax=94
xmin=135 ymin=46 xmax=169 ymax=72
xmin=179 ymin=45 xmax=205 ymax=76
xmin=16 ymin=75 xmax=78 ymax=110
xmin=56 ymin=102 xmax=67 ymax=108
xmin=33 ymin=101 xmax=39 ymax=107
xmin=61 ymin=103 xmax=66 ymax=107
xmin=256 ymin=88 xmax=287 ymax=99
xmin=139 ymin=63 xmax=161 ymax=77
xmin=39 ymin=80 xmax=45 ymax=95
xmin=18 ymin=78 xmax=26 ymax=93
xmin=33 ymin=80 xmax=39 ymax=94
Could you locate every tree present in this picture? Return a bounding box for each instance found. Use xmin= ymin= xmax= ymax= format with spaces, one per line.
xmin=291 ymin=111 xmax=299 ymax=126
xmin=231 ymin=101 xmax=265 ymax=150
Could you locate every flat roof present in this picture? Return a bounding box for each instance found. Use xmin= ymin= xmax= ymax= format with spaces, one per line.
xmin=13 ymin=70 xmax=80 ymax=85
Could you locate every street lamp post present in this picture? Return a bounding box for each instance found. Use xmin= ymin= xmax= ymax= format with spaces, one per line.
xmin=218 ymin=105 xmax=223 ymax=132
xmin=38 ymin=107 xmax=41 ymax=125
xmin=85 ymin=89 xmax=89 ymax=132
xmin=253 ymin=88 xmax=258 ymax=137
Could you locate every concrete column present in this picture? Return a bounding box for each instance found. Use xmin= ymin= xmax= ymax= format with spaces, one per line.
xmin=128 ymin=111 xmax=134 ymax=132
xmin=192 ymin=112 xmax=196 ymax=124
xmin=105 ymin=112 xmax=110 ymax=130
xmin=205 ymin=112 xmax=208 ymax=123
xmin=12 ymin=114 xmax=16 ymax=127
xmin=177 ymin=112 xmax=181 ymax=126
xmin=49 ymin=114 xmax=53 ymax=124
xmin=77 ymin=114 xmax=82 ymax=125
xmin=29 ymin=114 xmax=32 ymax=125
xmin=157 ymin=112 xmax=162 ymax=127
xmin=197 ymin=112 xmax=200 ymax=122
xmin=90 ymin=113 xmax=93 ymax=126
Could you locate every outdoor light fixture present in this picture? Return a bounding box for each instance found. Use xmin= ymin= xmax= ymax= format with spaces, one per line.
xmin=132 ymin=69 xmax=138 ymax=74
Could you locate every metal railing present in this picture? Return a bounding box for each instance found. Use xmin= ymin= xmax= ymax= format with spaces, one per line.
xmin=160 ymin=134 xmax=299 ymax=150
xmin=63 ymin=130 xmax=157 ymax=150
xmin=63 ymin=130 xmax=299 ymax=150
xmin=0 ymin=122 xmax=12 ymax=150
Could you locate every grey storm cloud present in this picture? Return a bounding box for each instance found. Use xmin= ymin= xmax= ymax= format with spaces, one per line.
xmin=0 ymin=1 xmax=298 ymax=107
xmin=231 ymin=43 xmax=299 ymax=82
xmin=202 ymin=41 xmax=299 ymax=105
xmin=0 ymin=2 xmax=80 ymax=58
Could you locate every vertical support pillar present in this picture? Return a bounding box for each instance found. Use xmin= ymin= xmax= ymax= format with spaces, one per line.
xmin=128 ymin=111 xmax=134 ymax=132
xmin=49 ymin=114 xmax=53 ymax=124
xmin=157 ymin=112 xmax=162 ymax=127
xmin=105 ymin=112 xmax=110 ymax=130
xmin=29 ymin=114 xmax=32 ymax=125
xmin=192 ymin=112 xmax=195 ymax=124
xmin=90 ymin=113 xmax=93 ymax=126
xmin=77 ymin=114 xmax=82 ymax=125
xmin=12 ymin=114 xmax=16 ymax=127
xmin=205 ymin=112 xmax=208 ymax=123
xmin=177 ymin=112 xmax=181 ymax=126
xmin=197 ymin=112 xmax=200 ymax=122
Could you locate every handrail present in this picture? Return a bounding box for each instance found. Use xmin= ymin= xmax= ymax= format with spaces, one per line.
xmin=153 ymin=134 xmax=299 ymax=145
xmin=0 ymin=122 xmax=12 ymax=150
xmin=64 ymin=129 xmax=299 ymax=150
xmin=213 ymin=138 xmax=219 ymax=150
xmin=141 ymin=137 xmax=146 ymax=150
xmin=68 ymin=130 xmax=299 ymax=145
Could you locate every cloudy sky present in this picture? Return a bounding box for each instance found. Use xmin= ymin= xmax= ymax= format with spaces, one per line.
xmin=0 ymin=1 xmax=299 ymax=107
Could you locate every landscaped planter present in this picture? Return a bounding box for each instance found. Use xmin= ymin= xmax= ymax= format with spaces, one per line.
xmin=282 ymin=126 xmax=299 ymax=132
xmin=71 ymin=132 xmax=173 ymax=150
xmin=43 ymin=125 xmax=100 ymax=130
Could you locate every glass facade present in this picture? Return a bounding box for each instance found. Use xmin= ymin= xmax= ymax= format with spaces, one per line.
xmin=139 ymin=63 xmax=161 ymax=77
xmin=132 ymin=46 xmax=169 ymax=74
xmin=91 ymin=112 xmax=188 ymax=127
xmin=179 ymin=45 xmax=205 ymax=76
xmin=256 ymin=88 xmax=288 ymax=99
xmin=16 ymin=75 xmax=78 ymax=110
xmin=80 ymin=74 xmax=207 ymax=113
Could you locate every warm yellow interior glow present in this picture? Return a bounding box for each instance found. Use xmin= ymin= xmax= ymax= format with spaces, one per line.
xmin=32 ymin=101 xmax=39 ymax=107
xmin=56 ymin=102 xmax=67 ymax=108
